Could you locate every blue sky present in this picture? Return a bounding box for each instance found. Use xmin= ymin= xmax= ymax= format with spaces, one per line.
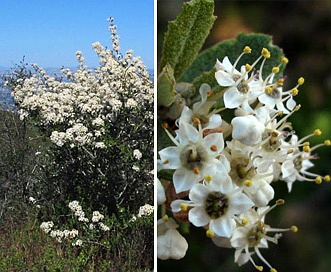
xmin=0 ymin=0 xmax=154 ymax=69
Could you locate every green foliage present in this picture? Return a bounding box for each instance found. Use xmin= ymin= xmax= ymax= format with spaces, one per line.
xmin=182 ymin=33 xmax=286 ymax=88
xmin=160 ymin=0 xmax=216 ymax=80
xmin=157 ymin=64 xmax=177 ymax=107
xmin=0 ymin=207 xmax=153 ymax=271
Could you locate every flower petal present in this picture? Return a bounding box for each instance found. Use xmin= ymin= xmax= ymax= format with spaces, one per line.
xmin=158 ymin=146 xmax=181 ymax=169
xmin=173 ymin=167 xmax=202 ymax=193
xmin=189 ymin=206 xmax=210 ymax=227
xmin=210 ymin=216 xmax=236 ymax=237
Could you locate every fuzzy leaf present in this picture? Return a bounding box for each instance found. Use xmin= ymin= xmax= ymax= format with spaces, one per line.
xmin=182 ymin=33 xmax=286 ymax=85
xmin=160 ymin=0 xmax=216 ymax=81
xmin=157 ymin=64 xmax=177 ymax=107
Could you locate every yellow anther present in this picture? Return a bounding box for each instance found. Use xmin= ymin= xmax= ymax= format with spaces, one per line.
xmin=291 ymin=88 xmax=299 ymax=96
xmin=162 ymin=215 xmax=169 ymax=222
xmin=324 ymin=175 xmax=331 ymax=182
xmin=303 ymin=141 xmax=310 ymax=146
xmin=272 ymin=67 xmax=280 ymax=73
xmin=294 ymin=104 xmax=301 ymax=111
xmin=265 ymin=87 xmax=273 ymax=94
xmin=270 ymin=268 xmax=277 ymax=272
xmin=245 ymin=63 xmax=252 ymax=72
xmin=255 ymin=265 xmax=264 ymax=271
xmin=262 ymin=48 xmax=271 ymax=58
xmin=243 ymin=46 xmax=252 ymax=53
xmin=244 ymin=180 xmax=252 ymax=187
xmin=281 ymin=56 xmax=289 ymax=64
xmin=257 ymin=220 xmax=264 ymax=229
xmin=192 ymin=117 xmax=201 ymax=125
xmin=291 ymin=225 xmax=298 ymax=232
xmin=277 ymin=111 xmax=284 ymax=116
xmin=303 ymin=146 xmax=311 ymax=153
xmin=287 ymin=148 xmax=294 ymax=154
xmin=193 ymin=167 xmax=200 ymax=175
xmin=276 ymin=199 xmax=285 ymax=205
xmin=324 ymin=140 xmax=331 ymax=146
xmin=242 ymin=217 xmax=248 ymax=226
xmin=315 ymin=177 xmax=322 ymax=184
xmin=298 ymin=77 xmax=305 ymax=85
xmin=205 ymin=175 xmax=212 ymax=182
xmin=180 ymin=203 xmax=188 ymax=211
xmin=277 ymin=78 xmax=284 ymax=86
xmin=206 ymin=229 xmax=215 ymax=238
xmin=314 ymin=129 xmax=322 ymax=136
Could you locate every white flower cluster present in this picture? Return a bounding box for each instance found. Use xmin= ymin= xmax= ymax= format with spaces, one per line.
xmin=40 ymin=221 xmax=78 ymax=243
xmin=137 ymin=203 xmax=154 ymax=217
xmin=157 ymin=47 xmax=330 ymax=270
xmin=12 ymin=18 xmax=153 ymax=148
xmin=41 ymin=200 xmax=111 ymax=246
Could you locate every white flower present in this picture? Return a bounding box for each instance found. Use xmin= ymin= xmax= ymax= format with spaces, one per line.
xmin=159 ymin=122 xmax=226 ymax=193
xmin=157 ymin=216 xmax=188 ymax=260
xmin=171 ymin=169 xmax=254 ymax=238
xmin=215 ymin=56 xmax=262 ymax=112
xmin=226 ymin=139 xmax=274 ymax=207
xmin=231 ymin=115 xmax=265 ymax=146
xmin=92 ymin=211 xmax=104 ymax=222
xmin=138 ymin=204 xmax=153 ymax=217
xmin=133 ymin=149 xmax=142 ymax=160
xmin=230 ymin=201 xmax=297 ymax=271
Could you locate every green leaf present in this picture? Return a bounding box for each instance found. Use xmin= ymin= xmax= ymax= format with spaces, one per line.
xmin=157 ymin=64 xmax=177 ymax=107
xmin=181 ymin=33 xmax=286 ymax=86
xmin=160 ymin=0 xmax=216 ymax=81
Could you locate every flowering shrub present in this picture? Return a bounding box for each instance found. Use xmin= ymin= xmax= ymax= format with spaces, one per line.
xmin=37 ymin=200 xmax=153 ymax=270
xmin=157 ymin=0 xmax=330 ymax=271
xmin=7 ymin=17 xmax=153 ymax=214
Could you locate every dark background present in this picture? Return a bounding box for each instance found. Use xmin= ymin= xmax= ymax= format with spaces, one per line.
xmin=158 ymin=1 xmax=331 ymax=271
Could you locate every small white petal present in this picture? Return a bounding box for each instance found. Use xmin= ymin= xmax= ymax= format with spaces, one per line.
xmin=229 ymin=192 xmax=254 ymax=214
xmin=157 ymin=229 xmax=188 ymax=260
xmin=189 ymin=184 xmax=209 ymax=203
xmin=189 ymin=206 xmax=210 ymax=227
xmin=210 ymin=216 xmax=236 ymax=237
xmin=173 ymin=167 xmax=201 ymax=193
xmin=158 ymin=146 xmax=181 ymax=169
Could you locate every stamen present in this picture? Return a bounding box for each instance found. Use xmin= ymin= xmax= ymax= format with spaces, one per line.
xmin=193 ymin=167 xmax=200 ymax=175
xmin=180 ymin=203 xmax=188 ymax=211
xmin=243 ymin=46 xmax=252 ymax=53
xmin=291 ymin=225 xmax=298 ymax=232
xmin=206 ymin=229 xmax=215 ymax=238
xmin=205 ymin=175 xmax=212 ymax=182
xmin=162 ymin=215 xmax=169 ymax=222
xmin=314 ymin=129 xmax=322 ymax=136
xmin=210 ymin=145 xmax=218 ymax=152
xmin=315 ymin=177 xmax=322 ymax=184
xmin=242 ymin=217 xmax=249 ymax=226
xmin=324 ymin=175 xmax=330 ymax=182
xmin=298 ymin=77 xmax=305 ymax=85
xmin=272 ymin=67 xmax=280 ymax=73
xmin=261 ymin=48 xmax=271 ymax=59
xmin=281 ymin=57 xmax=289 ymax=64
xmin=244 ymin=179 xmax=253 ymax=187
xmin=162 ymin=159 xmax=170 ymax=165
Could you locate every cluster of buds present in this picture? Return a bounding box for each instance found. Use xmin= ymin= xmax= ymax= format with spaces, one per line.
xmin=157 ymin=46 xmax=330 ymax=271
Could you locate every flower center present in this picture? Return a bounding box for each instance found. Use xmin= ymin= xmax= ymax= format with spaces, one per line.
xmin=262 ymin=129 xmax=281 ymax=152
xmin=247 ymin=224 xmax=266 ymax=247
xmin=205 ymin=191 xmax=229 ymax=219
xmin=180 ymin=143 xmax=207 ymax=171
xmin=266 ymin=87 xmax=281 ymax=99
xmin=293 ymin=156 xmax=303 ymax=171
xmin=229 ymin=157 xmax=256 ymax=186
xmin=233 ymin=74 xmax=249 ymax=94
